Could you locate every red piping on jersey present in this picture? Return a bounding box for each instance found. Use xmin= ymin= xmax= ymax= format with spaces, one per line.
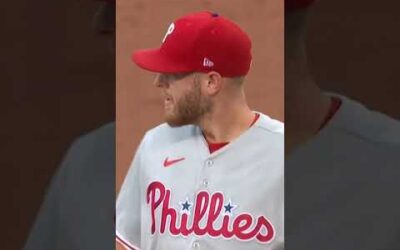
xmin=116 ymin=234 xmax=140 ymax=250
xmin=206 ymin=113 xmax=260 ymax=153
xmin=318 ymin=96 xmax=342 ymax=131
xmin=250 ymin=113 xmax=260 ymax=127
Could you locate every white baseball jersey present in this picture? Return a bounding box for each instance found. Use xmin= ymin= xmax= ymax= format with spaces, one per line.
xmin=286 ymin=95 xmax=400 ymax=249
xmin=116 ymin=112 xmax=284 ymax=250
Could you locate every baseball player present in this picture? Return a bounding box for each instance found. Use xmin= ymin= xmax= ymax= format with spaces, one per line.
xmin=286 ymin=0 xmax=400 ymax=249
xmin=116 ymin=11 xmax=284 ymax=250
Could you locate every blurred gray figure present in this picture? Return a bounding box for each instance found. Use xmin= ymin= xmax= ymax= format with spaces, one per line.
xmin=285 ymin=1 xmax=400 ymax=249
xmin=23 ymin=1 xmax=115 ymax=249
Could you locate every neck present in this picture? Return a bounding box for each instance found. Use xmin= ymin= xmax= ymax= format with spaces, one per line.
xmin=286 ymin=41 xmax=331 ymax=153
xmin=199 ymin=89 xmax=254 ymax=143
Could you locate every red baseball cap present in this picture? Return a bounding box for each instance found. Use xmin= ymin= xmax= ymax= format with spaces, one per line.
xmin=132 ymin=11 xmax=252 ymax=77
xmin=285 ymin=0 xmax=315 ymax=11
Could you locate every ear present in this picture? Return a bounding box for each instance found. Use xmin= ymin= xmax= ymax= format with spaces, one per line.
xmin=202 ymin=71 xmax=223 ymax=96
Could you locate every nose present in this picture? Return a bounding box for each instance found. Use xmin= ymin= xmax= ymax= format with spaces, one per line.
xmin=153 ymin=74 xmax=169 ymax=88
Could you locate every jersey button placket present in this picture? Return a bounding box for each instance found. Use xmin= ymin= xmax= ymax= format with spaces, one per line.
xmin=200 ymin=158 xmax=213 ymax=189
xmin=192 ymin=240 xmax=201 ymax=249
xmin=202 ymin=178 xmax=209 ymax=187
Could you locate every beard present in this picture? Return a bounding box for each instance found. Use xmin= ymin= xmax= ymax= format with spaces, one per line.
xmin=165 ymin=78 xmax=212 ymax=127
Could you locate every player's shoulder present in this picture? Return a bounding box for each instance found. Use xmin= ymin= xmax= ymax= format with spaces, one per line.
xmin=254 ymin=112 xmax=284 ymax=136
xmin=247 ymin=112 xmax=284 ymax=151
xmin=71 ymin=122 xmax=115 ymax=151
xmin=331 ymin=94 xmax=400 ymax=146
xmin=141 ymin=122 xmax=199 ymax=148
xmin=52 ymin=122 xmax=115 ymax=186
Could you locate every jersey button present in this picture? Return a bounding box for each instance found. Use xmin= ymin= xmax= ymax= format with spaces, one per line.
xmin=192 ymin=240 xmax=200 ymax=249
xmin=202 ymin=179 xmax=209 ymax=187
xmin=206 ymin=159 xmax=214 ymax=167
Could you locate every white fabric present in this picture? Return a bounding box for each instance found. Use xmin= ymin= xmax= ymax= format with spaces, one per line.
xmin=116 ymin=113 xmax=284 ymax=250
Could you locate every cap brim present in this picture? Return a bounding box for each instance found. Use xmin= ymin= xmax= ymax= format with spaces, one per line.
xmin=132 ymin=49 xmax=194 ymax=73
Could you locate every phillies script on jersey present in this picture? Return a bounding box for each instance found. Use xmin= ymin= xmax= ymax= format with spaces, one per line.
xmin=147 ymin=181 xmax=275 ymax=243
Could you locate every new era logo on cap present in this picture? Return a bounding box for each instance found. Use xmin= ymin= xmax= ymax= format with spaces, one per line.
xmin=203 ymin=58 xmax=214 ymax=67
xmin=132 ymin=11 xmax=252 ymax=77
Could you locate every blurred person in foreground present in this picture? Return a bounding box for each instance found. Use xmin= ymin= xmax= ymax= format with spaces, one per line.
xmin=23 ymin=1 xmax=115 ymax=249
xmin=285 ymin=0 xmax=400 ymax=249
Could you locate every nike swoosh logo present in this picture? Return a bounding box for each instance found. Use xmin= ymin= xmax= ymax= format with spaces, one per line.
xmin=163 ymin=157 xmax=185 ymax=167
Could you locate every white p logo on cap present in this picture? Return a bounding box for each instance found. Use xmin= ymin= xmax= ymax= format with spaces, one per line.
xmin=162 ymin=23 xmax=175 ymax=43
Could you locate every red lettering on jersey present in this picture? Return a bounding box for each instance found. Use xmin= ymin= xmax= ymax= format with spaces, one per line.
xmin=192 ymin=191 xmax=209 ymax=235
xmin=146 ymin=181 xmax=164 ymax=234
xmin=146 ymin=181 xmax=275 ymax=244
xmin=160 ymin=191 xmax=180 ymax=235
xmin=179 ymin=213 xmax=192 ymax=236
xmin=206 ymin=192 xmax=224 ymax=237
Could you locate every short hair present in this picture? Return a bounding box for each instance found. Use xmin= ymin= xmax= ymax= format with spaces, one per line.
xmin=229 ymin=76 xmax=245 ymax=86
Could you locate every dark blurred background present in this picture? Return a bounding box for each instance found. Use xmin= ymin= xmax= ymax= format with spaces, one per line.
xmin=307 ymin=0 xmax=400 ymax=118
xmin=0 ymin=1 xmax=114 ymax=249
xmin=285 ymin=1 xmax=400 ymax=249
